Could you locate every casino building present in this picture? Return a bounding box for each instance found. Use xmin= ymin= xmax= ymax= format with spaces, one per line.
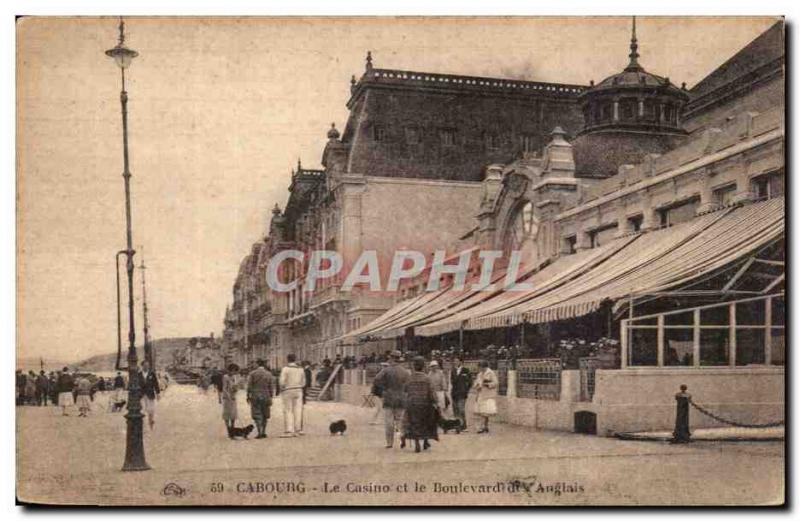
xmin=223 ymin=19 xmax=784 ymax=434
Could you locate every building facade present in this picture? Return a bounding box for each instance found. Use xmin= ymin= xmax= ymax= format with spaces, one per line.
xmin=224 ymin=20 xmax=784 ymax=378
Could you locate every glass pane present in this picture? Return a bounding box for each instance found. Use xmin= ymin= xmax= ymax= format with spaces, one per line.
xmin=665 ymin=311 xmax=694 ymax=326
xmin=631 ymin=317 xmax=657 ymax=326
xmin=701 ymin=305 xmax=730 ymax=326
xmin=629 ymin=328 xmax=657 ymax=366
xmin=736 ymin=299 xmax=765 ymax=326
xmin=771 ymin=328 xmax=785 ymax=366
xmin=735 ymin=329 xmax=765 ymax=365
xmin=665 ymin=328 xmax=694 ymax=366
xmin=771 ymin=297 xmax=785 ymax=326
xmin=699 ymin=329 xmax=729 ymax=366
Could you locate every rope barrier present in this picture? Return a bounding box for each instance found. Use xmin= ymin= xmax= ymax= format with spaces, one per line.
xmin=689 ymin=399 xmax=784 ymax=429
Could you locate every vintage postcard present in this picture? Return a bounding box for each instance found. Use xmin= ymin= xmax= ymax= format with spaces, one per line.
xmin=16 ymin=15 xmax=785 ymax=506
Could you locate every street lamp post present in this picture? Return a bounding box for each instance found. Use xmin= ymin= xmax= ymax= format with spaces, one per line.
xmin=106 ymin=17 xmax=149 ymax=472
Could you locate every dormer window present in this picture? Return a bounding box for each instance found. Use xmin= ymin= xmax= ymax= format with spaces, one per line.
xmin=484 ymin=132 xmax=500 ymax=150
xmin=373 ymin=125 xmax=386 ymax=142
xmin=405 ymin=127 xmax=420 ymax=145
xmin=663 ymin=104 xmax=676 ymax=124
xmin=440 ymin=128 xmax=456 ymax=147
xmin=520 ymin=134 xmax=536 ymax=153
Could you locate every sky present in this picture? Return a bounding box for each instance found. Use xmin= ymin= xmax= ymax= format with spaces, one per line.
xmin=16 ymin=16 xmax=779 ymax=363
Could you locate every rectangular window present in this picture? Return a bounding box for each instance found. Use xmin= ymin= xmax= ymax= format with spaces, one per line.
xmin=520 ymin=134 xmax=536 ymax=153
xmin=373 ymin=125 xmax=386 ymax=142
xmin=484 ymin=132 xmax=499 ymax=150
xmin=643 ymin=100 xmax=657 ymax=121
xmin=751 ymin=170 xmax=784 ymax=200
xmin=562 ymin=235 xmax=577 ymax=254
xmin=620 ymin=98 xmax=637 ymax=120
xmin=589 ymin=224 xmax=617 ymax=248
xmin=405 ymin=127 xmax=420 ymax=145
xmin=713 ymin=183 xmax=738 ymax=206
xmin=627 ymin=214 xmax=643 ymax=232
xmin=659 ymin=197 xmax=699 ymax=228
xmin=440 ymin=129 xmax=456 ymax=147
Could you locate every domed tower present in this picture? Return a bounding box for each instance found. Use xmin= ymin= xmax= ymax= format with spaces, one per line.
xmin=572 ymin=17 xmax=690 ymax=177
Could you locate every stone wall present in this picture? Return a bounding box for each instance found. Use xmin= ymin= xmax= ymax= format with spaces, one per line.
xmin=334 ymin=366 xmax=784 ymax=437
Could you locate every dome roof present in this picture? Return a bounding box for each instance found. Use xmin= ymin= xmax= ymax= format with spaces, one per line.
xmin=327 ymin=122 xmax=340 ymax=140
xmin=583 ymin=17 xmax=688 ymax=99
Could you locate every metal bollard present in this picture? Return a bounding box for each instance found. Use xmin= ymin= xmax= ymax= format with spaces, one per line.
xmin=671 ymin=384 xmax=692 ymax=443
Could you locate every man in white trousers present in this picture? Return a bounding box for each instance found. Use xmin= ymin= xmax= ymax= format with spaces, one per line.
xmin=279 ymin=353 xmax=306 ymax=437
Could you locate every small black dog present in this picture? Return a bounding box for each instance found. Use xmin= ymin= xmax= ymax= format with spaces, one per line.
xmin=111 ymin=400 xmax=126 ymax=413
xmin=329 ymin=420 xmax=347 ymax=435
xmin=438 ymin=417 xmax=463 ymax=434
xmin=228 ymin=424 xmax=255 ymax=440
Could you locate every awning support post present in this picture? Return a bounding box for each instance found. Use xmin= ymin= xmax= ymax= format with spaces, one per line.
xmin=765 ymin=296 xmax=773 ymax=365
xmin=728 ymin=302 xmax=737 ymax=367
xmin=693 ymin=309 xmax=701 ymax=367
xmin=657 ymin=315 xmax=665 ymax=367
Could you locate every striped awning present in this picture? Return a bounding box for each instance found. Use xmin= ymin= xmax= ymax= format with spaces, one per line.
xmin=338 ymin=198 xmax=783 ymax=341
xmin=468 ymin=197 xmax=784 ymax=329
xmin=415 ymin=233 xmax=637 ymax=336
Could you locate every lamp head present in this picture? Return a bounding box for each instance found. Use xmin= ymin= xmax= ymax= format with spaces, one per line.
xmin=105 ymin=44 xmax=138 ymax=70
xmin=105 ymin=17 xmax=138 ymax=70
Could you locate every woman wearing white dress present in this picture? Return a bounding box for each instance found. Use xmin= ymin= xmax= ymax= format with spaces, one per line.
xmin=473 ymin=360 xmax=498 ymax=434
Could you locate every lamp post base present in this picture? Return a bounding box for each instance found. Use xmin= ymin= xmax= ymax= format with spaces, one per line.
xmin=122 ymin=410 xmax=151 ymax=471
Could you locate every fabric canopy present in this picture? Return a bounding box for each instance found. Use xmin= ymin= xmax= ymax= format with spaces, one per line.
xmin=469 ymin=196 xmax=784 ymax=329
xmin=343 ymin=197 xmax=783 ymax=341
xmin=415 ymin=234 xmax=637 ymax=336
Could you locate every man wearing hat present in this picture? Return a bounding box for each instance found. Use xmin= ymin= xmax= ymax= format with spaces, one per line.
xmin=427 ymin=360 xmax=447 ymax=416
xmin=247 ymin=359 xmax=274 ymax=439
xmin=372 ymin=351 xmax=410 ymax=448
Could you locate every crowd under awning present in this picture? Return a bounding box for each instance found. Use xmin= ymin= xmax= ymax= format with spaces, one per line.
xmin=344 ymin=197 xmax=784 ymax=342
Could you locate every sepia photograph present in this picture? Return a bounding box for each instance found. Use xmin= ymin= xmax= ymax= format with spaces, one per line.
xmin=15 ymin=14 xmax=785 ymax=507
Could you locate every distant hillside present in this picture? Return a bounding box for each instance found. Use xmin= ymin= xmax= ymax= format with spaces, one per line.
xmin=73 ymin=337 xmax=193 ymax=372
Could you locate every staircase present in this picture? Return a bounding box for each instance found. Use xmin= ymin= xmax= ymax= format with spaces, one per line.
xmin=305 ymin=385 xmax=322 ymax=401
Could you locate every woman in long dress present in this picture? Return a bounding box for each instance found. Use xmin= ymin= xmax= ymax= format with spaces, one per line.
xmin=75 ymin=376 xmax=92 ymax=417
xmin=402 ymin=356 xmax=439 ymax=453
xmin=473 ymin=360 xmax=498 ymax=434
xmin=222 ymin=363 xmax=239 ymax=437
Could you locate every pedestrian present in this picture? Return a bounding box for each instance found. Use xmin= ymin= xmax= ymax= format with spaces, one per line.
xmin=15 ymin=370 xmax=25 ymax=406
xmin=211 ymin=368 xmax=224 ymax=404
xmin=36 ymin=370 xmax=49 ymax=406
xmin=247 ymin=359 xmax=275 ymax=439
xmin=427 ymin=360 xmax=447 ymax=415
xmin=473 ymin=360 xmax=498 ymax=434
xmin=110 ymin=371 xmax=125 ymax=411
xmin=75 ymin=375 xmax=93 ymax=417
xmin=48 ymin=372 xmax=57 ymax=406
xmin=26 ymin=371 xmax=37 ymax=405
xmin=315 ymin=359 xmax=333 ymax=401
xmin=369 ymin=361 xmax=389 ymax=425
xmin=56 ymin=367 xmax=75 ymax=416
xmin=221 ymin=363 xmax=240 ymax=436
xmin=450 ymin=355 xmax=472 ymax=431
xmin=403 ymin=357 xmax=439 ymax=453
xmin=279 ymin=354 xmax=306 ymax=437
xmin=139 ymin=360 xmax=161 ymax=430
xmin=372 ymin=350 xmax=410 ymax=448
xmin=302 ymin=361 xmax=312 ymax=404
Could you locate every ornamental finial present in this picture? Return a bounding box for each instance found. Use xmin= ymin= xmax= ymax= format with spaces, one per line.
xmin=118 ymin=16 xmax=125 ymax=46
xmin=626 ymin=16 xmax=642 ymax=71
xmin=366 ymin=51 xmax=373 ymax=71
